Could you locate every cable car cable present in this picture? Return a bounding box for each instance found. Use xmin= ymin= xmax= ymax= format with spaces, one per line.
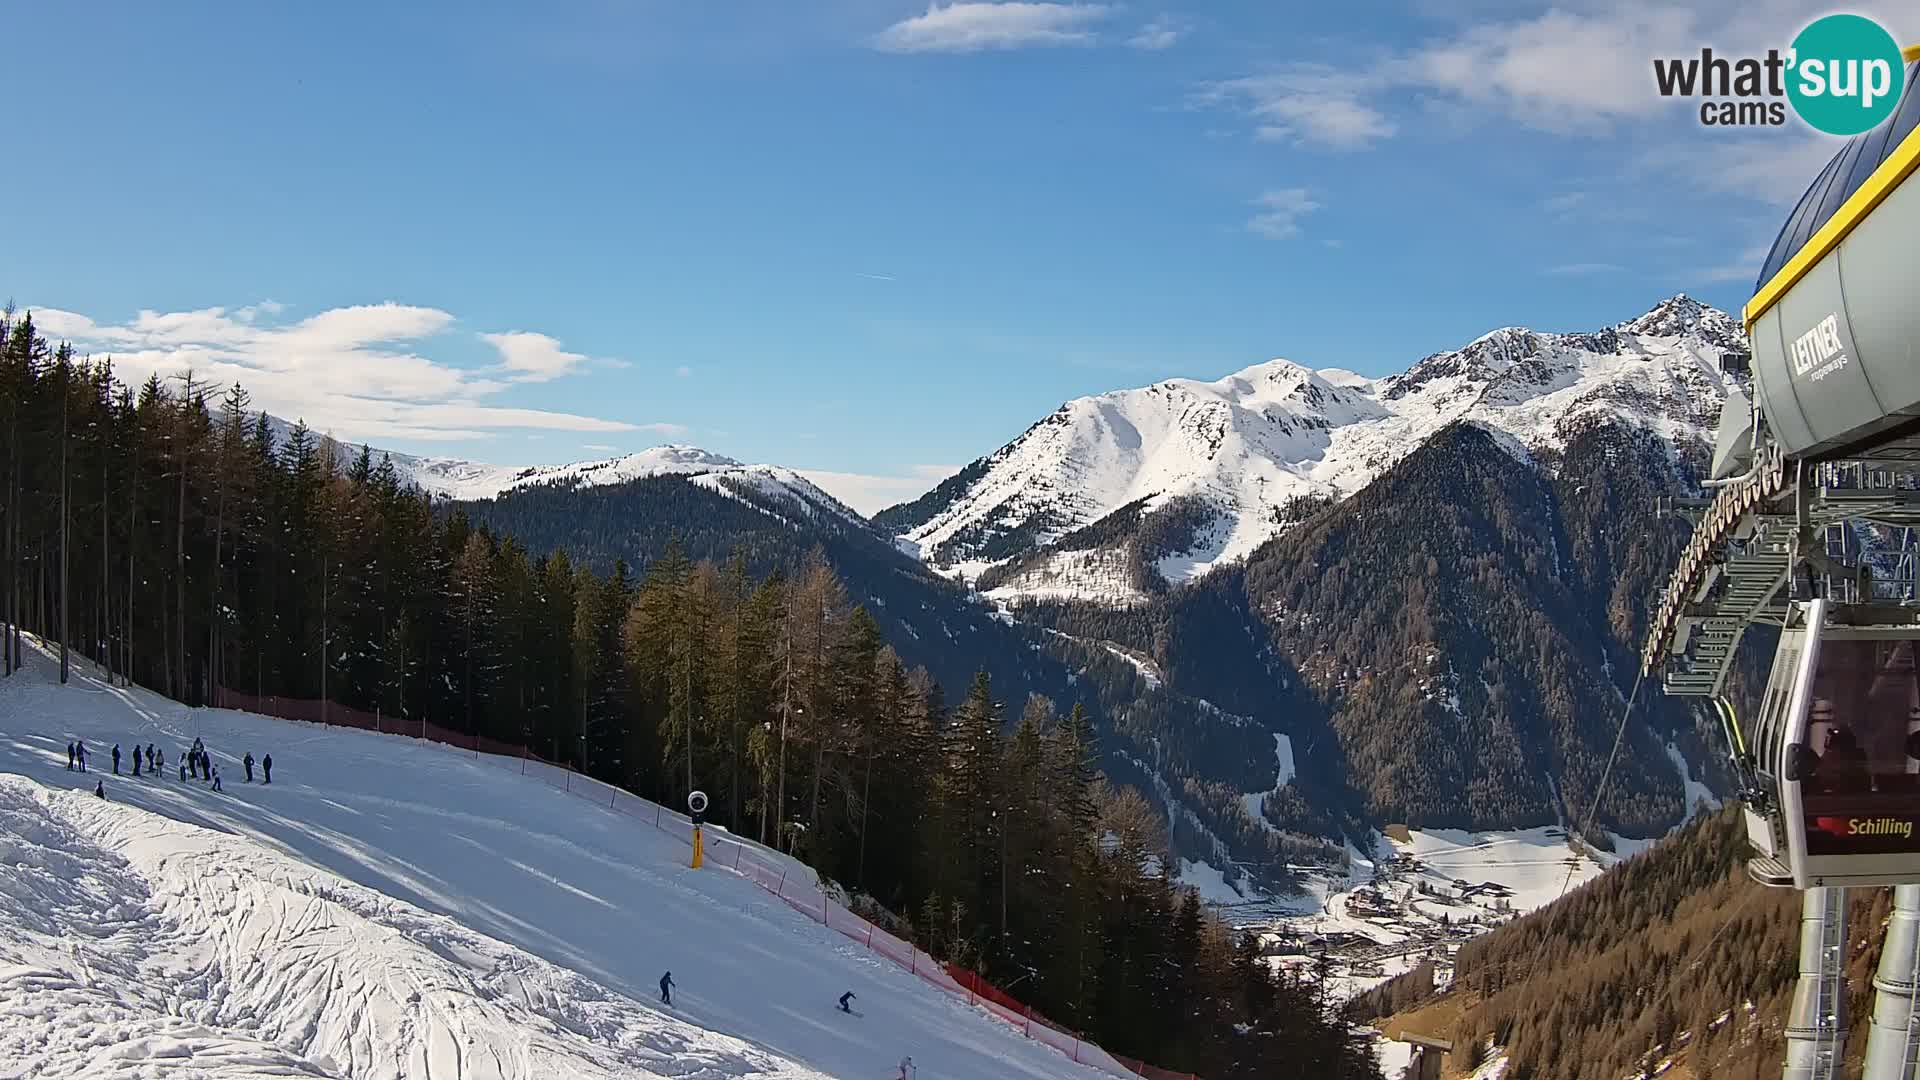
xmin=1518 ymin=667 xmax=1648 ymax=990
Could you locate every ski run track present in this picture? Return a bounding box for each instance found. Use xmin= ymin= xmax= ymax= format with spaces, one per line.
xmin=0 ymin=638 xmax=1136 ymax=1080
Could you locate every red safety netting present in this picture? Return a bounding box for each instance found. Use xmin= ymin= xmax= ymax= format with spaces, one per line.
xmin=212 ymin=687 xmax=1197 ymax=1079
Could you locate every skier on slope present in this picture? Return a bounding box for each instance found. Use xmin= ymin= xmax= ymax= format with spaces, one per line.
xmin=262 ymin=754 xmax=273 ymax=784
xmin=154 ymin=747 xmax=163 ymax=775
xmin=244 ymin=753 xmax=254 ymax=783
xmin=179 ymin=758 xmax=187 ymax=782
xmin=211 ymin=765 xmax=223 ymax=793
xmin=76 ymin=741 xmax=87 ymax=772
xmin=95 ymin=780 xmax=104 ymax=799
xmin=659 ymin=971 xmax=674 ymax=1005
xmin=895 ymin=1055 xmax=915 ymax=1079
xmin=133 ymin=750 xmax=141 ymax=777
xmin=838 ymin=991 xmax=857 ymax=1014
xmin=66 ymin=743 xmax=74 ymax=770
xmin=147 ymin=745 xmax=156 ymax=772
xmin=112 ymin=744 xmax=121 ymax=775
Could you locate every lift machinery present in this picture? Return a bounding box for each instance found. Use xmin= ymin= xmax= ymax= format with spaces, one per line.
xmin=1640 ymin=49 xmax=1920 ymax=1079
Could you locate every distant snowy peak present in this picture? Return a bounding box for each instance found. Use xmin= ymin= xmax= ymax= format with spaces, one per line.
xmin=400 ymin=444 xmax=866 ymax=527
xmin=256 ymin=417 xmax=866 ymax=530
xmin=894 ymin=295 xmax=1744 ymax=602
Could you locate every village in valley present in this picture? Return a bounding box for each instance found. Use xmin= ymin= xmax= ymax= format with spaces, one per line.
xmin=1186 ymin=823 xmax=1628 ymax=1005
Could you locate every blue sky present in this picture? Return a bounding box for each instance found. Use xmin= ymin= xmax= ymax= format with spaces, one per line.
xmin=5 ymin=1 xmax=1905 ymax=512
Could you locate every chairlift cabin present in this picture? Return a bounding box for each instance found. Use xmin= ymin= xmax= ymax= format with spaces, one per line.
xmin=1744 ymin=600 xmax=1920 ymax=889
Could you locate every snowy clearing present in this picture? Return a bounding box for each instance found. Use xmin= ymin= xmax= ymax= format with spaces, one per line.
xmin=0 ymin=640 xmax=1111 ymax=1080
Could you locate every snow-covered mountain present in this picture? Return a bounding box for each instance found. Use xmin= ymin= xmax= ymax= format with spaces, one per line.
xmin=882 ymin=295 xmax=1746 ymax=604
xmin=265 ymin=420 xmax=867 ymax=528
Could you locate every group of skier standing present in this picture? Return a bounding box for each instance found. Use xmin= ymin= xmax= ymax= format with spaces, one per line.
xmin=68 ymin=736 xmax=273 ymax=798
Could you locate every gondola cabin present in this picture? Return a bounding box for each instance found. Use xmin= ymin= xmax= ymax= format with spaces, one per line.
xmin=1747 ymin=599 xmax=1920 ymax=888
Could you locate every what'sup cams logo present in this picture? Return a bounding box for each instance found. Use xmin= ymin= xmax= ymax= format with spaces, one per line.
xmin=1654 ymin=14 xmax=1908 ymax=134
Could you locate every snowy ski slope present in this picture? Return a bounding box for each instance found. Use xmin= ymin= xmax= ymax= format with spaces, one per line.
xmin=0 ymin=640 xmax=1113 ymax=1080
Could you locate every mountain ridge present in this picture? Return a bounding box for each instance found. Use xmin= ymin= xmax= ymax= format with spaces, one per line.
xmin=883 ymin=294 xmax=1746 ymax=606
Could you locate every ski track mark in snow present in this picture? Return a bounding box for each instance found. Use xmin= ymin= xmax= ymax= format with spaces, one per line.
xmin=0 ymin=639 xmax=1111 ymax=1080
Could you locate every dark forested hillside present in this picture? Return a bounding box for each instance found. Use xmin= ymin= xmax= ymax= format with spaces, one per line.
xmin=0 ymin=312 xmax=1382 ymax=1078
xmin=1017 ymin=419 xmax=1714 ymax=841
xmin=459 ymin=470 xmax=1350 ymax=880
xmin=1357 ymin=807 xmax=1887 ymax=1079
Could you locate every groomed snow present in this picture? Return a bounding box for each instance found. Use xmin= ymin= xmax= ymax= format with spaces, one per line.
xmin=0 ymin=640 xmax=1112 ymax=1080
xmin=0 ymin=775 xmax=827 ymax=1080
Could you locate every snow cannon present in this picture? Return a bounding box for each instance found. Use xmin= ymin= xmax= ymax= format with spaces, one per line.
xmin=688 ymin=790 xmax=708 ymax=869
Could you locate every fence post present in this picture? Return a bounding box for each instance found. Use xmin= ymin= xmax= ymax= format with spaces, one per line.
xmin=376 ymin=707 xmax=381 ymax=734
xmin=1024 ymin=1004 xmax=1031 ymax=1036
xmin=778 ymin=868 xmax=787 ymax=893
xmin=655 ymin=804 xmax=662 ymax=828
xmin=521 ymin=745 xmax=527 ymax=775
xmin=734 ymin=844 xmax=744 ymax=870
xmin=910 ymin=950 xmax=916 ymax=975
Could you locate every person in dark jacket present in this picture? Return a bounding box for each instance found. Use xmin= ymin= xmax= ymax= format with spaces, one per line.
xmin=659 ymin=971 xmax=674 ymax=1004
xmin=95 ymin=780 xmax=105 ymax=799
xmin=244 ymin=753 xmax=254 ymax=783
xmin=133 ymin=751 xmax=141 ymax=778
xmin=838 ymin=991 xmax=857 ymax=1013
xmin=66 ymin=743 xmax=74 ymax=770
xmin=155 ymin=747 xmax=164 ymax=775
xmin=263 ymin=754 xmax=273 ymax=784
xmin=179 ymin=758 xmax=187 ymax=782
xmin=146 ymin=745 xmax=156 ymax=772
xmin=76 ymin=741 xmax=88 ymax=772
xmin=112 ymin=745 xmax=121 ymax=774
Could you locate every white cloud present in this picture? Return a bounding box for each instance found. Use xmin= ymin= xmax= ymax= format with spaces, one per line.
xmin=32 ymin=301 xmax=659 ymax=446
xmin=1693 ymin=243 xmax=1776 ymax=286
xmin=480 ymin=330 xmax=594 ymax=383
xmin=873 ymin=2 xmax=1110 ymax=53
xmin=1199 ymin=1 xmax=1905 ymax=151
xmin=1646 ymin=134 xmax=1837 ymax=206
xmin=1207 ymin=69 xmax=1397 ymax=149
xmin=676 ymin=365 xmax=693 ymax=378
xmin=1128 ymin=15 xmax=1186 ymax=51
xmin=1546 ymin=262 xmax=1624 ymax=276
xmin=796 ymin=464 xmax=961 ymax=517
xmin=1543 ymin=192 xmax=1588 ymax=215
xmin=1247 ymin=188 xmax=1322 ymax=240
xmin=583 ymin=443 xmax=620 ymax=453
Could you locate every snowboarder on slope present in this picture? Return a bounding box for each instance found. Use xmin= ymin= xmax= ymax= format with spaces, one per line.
xmin=659 ymin=972 xmax=674 ymax=1005
xmin=112 ymin=744 xmax=121 ymax=774
xmin=66 ymin=743 xmax=74 ymax=770
xmin=838 ymin=991 xmax=856 ymax=1014
xmin=244 ymin=753 xmax=254 ymax=782
xmin=263 ymin=754 xmax=273 ymax=784
xmin=95 ymin=780 xmax=104 ymax=799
